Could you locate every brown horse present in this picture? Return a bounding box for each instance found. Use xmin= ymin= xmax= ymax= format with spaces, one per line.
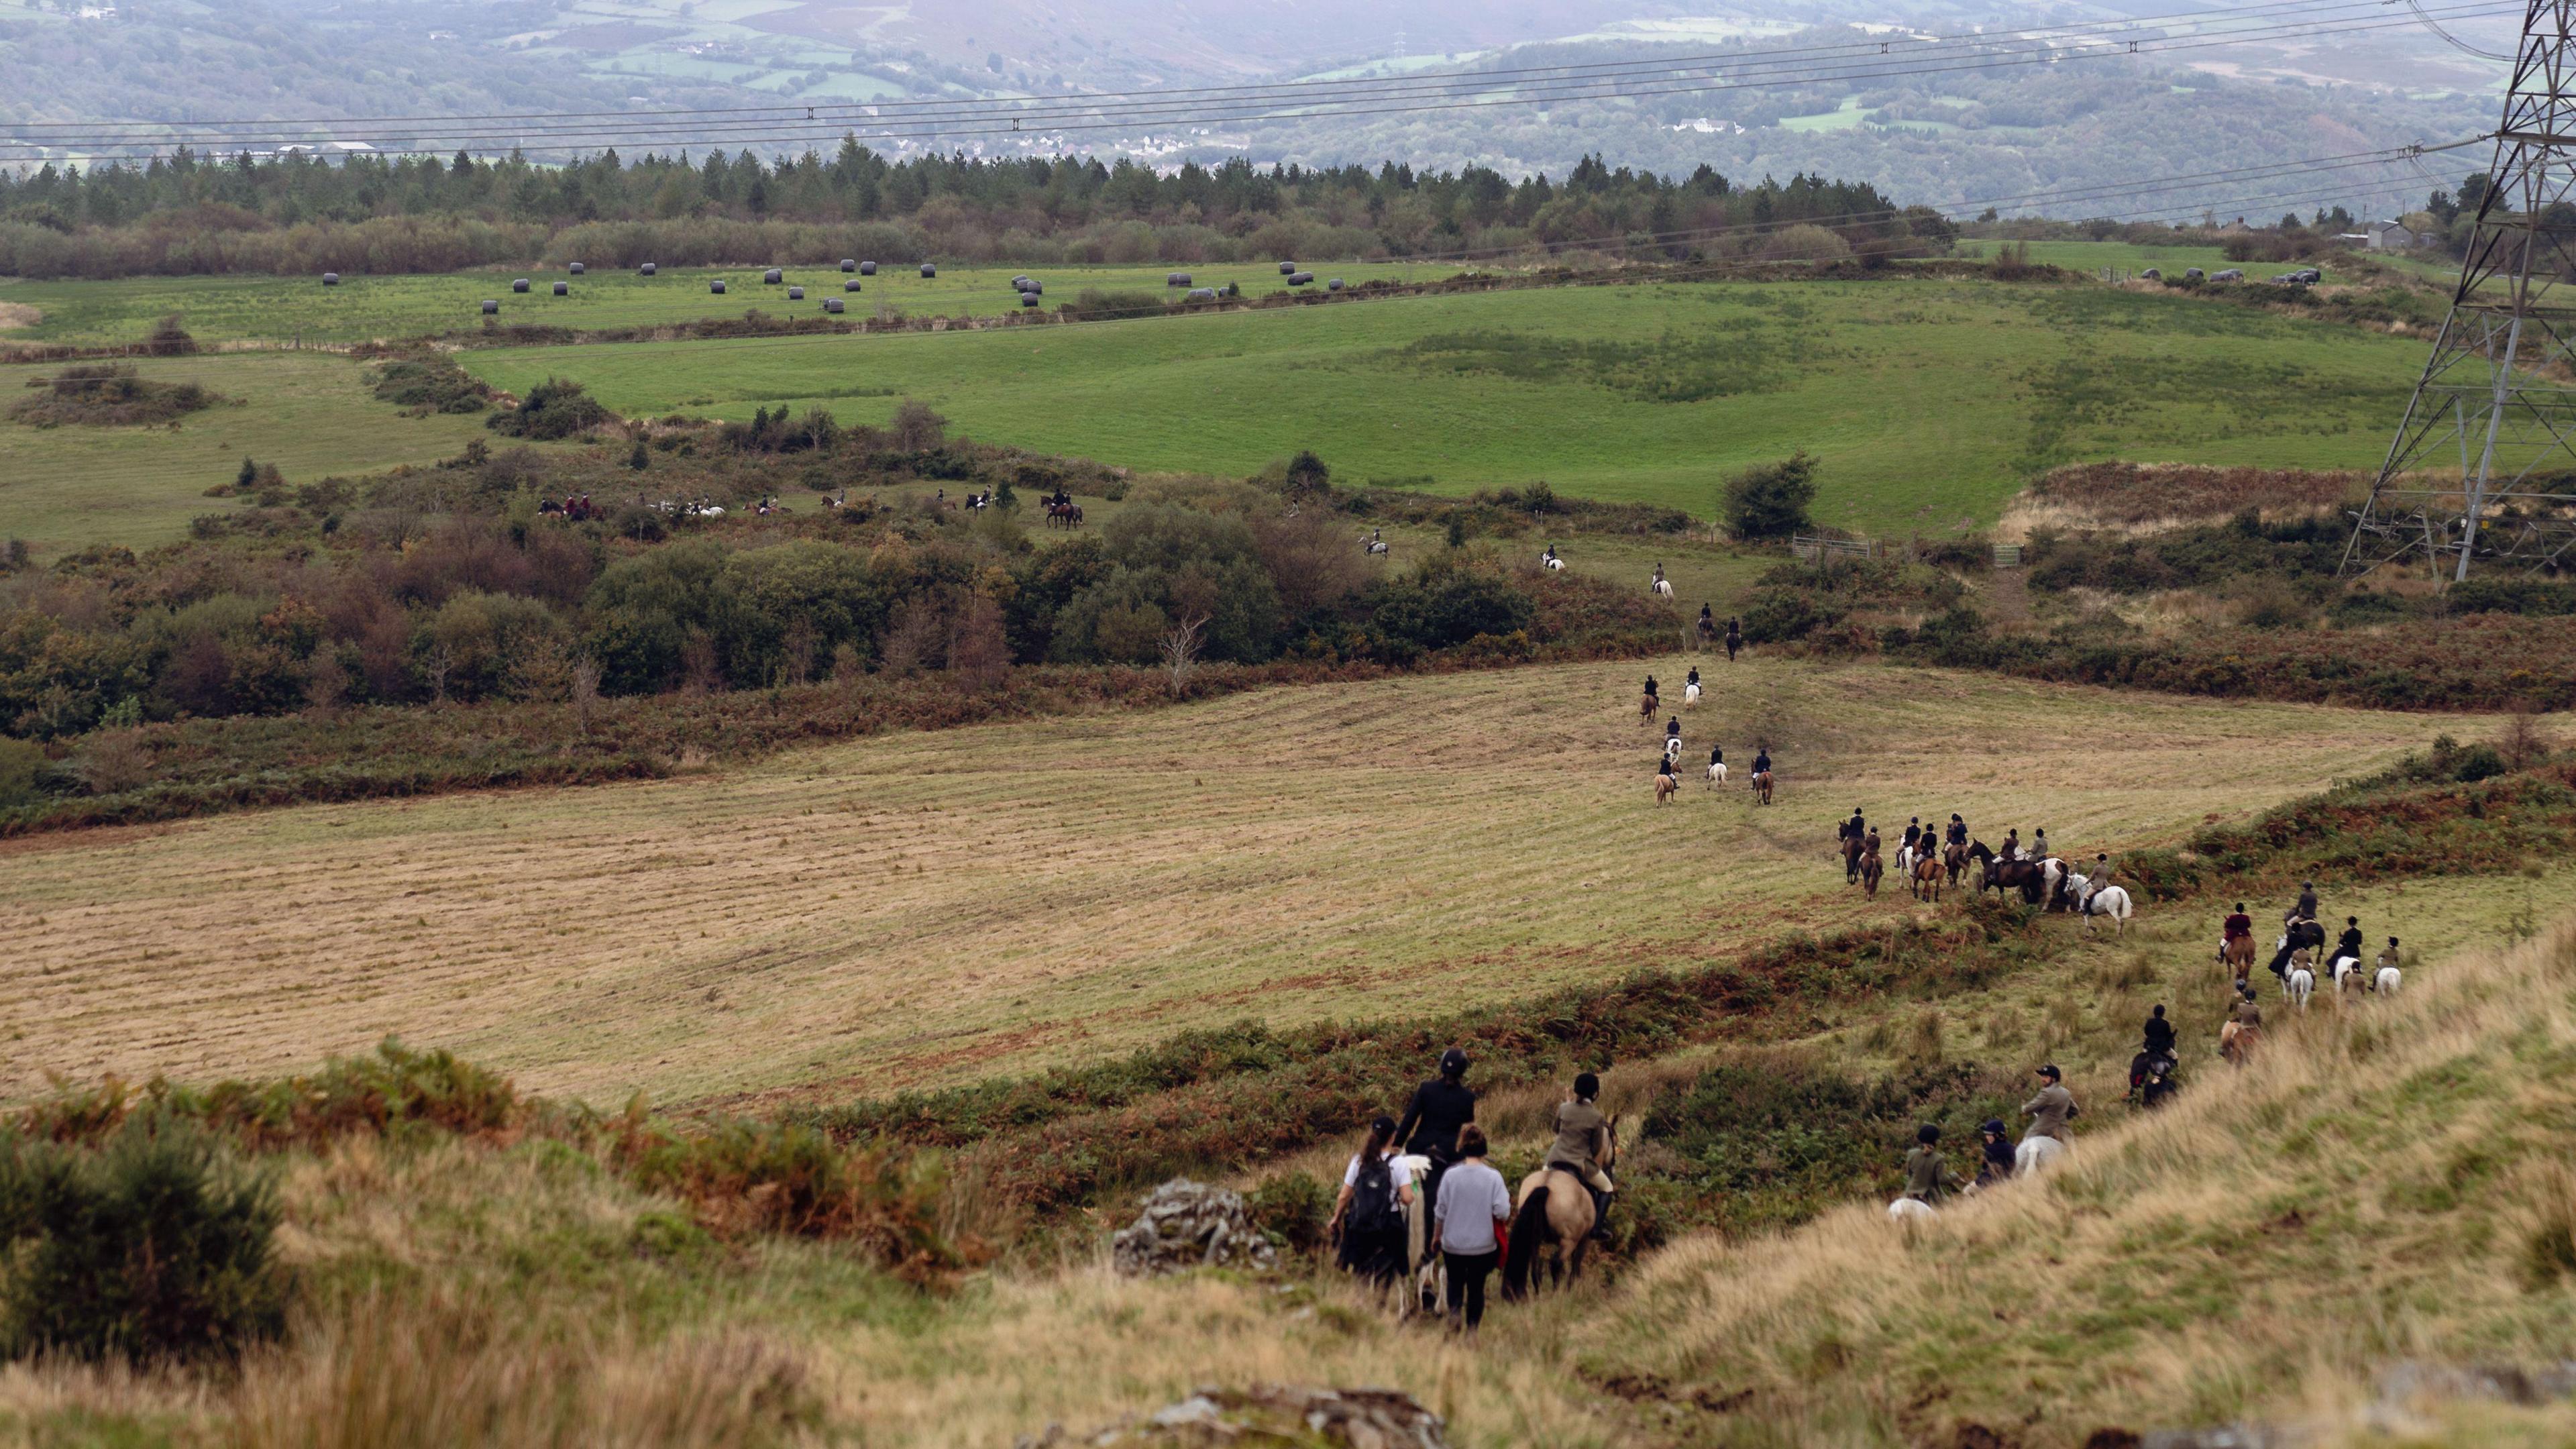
xmin=1911 ymin=851 xmax=1945 ymax=902
xmin=1655 ymin=768 xmax=1678 ymax=806
xmin=1860 ymin=843 xmax=1884 ymax=899
xmin=2223 ymin=932 xmax=2256 ymax=985
xmin=1752 ymin=769 xmax=1774 ymax=806
xmin=1841 ymin=832 xmax=1865 ymax=883
xmin=1044 ymin=500 xmax=1084 ymax=529
xmin=1943 ymin=840 xmax=1970 ymax=888
xmin=1502 ymin=1116 xmax=1618 ymax=1299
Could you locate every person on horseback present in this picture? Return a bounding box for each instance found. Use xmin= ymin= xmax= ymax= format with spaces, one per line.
xmin=1752 ymin=746 xmax=1772 ymax=776
xmin=1546 ymin=1072 xmax=1616 ymax=1242
xmin=1641 ymin=674 xmax=1658 ymax=718
xmin=2334 ymin=916 xmax=2365 ymax=971
xmin=1699 ymin=603 xmax=1714 ymax=633
xmin=1708 ymin=742 xmax=1724 ymax=770
xmin=1724 ymin=616 xmax=1743 ymax=661
xmin=2375 ymin=936 xmax=2402 ymax=983
xmin=2142 ymin=1003 xmax=2177 ymax=1059
xmin=2220 ymin=901 xmax=2254 ymax=963
xmin=1974 ymin=1119 xmax=2015 ymax=1188
xmin=2016 ymin=1065 xmax=2077 ymax=1176
xmin=1395 ymin=1048 xmax=1477 ymax=1229
xmin=1685 ymin=666 xmax=1701 ymax=694
xmin=1666 ymin=716 xmax=1682 ymax=745
xmin=1946 ymin=814 xmax=1968 ymax=849
xmin=2000 ymin=828 xmax=2021 ymax=862
xmin=2031 ymin=826 xmax=2049 ymax=863
xmin=1901 ymin=817 xmax=1923 ymax=858
xmin=1544 ymin=544 xmax=1561 ymax=568
xmin=2296 ymin=881 xmax=2319 ymax=921
xmin=1900 ymin=1123 xmax=1967 ymax=1207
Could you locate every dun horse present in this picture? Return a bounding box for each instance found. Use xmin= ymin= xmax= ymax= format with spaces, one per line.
xmin=1502 ymin=1118 xmax=1619 ymax=1299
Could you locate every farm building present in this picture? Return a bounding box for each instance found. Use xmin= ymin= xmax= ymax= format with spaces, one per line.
xmin=2365 ymin=219 xmax=2420 ymax=250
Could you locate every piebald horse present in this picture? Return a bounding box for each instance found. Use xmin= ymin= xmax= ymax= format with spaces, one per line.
xmin=1968 ymin=842 xmax=2047 ymax=904
xmin=1503 ymin=1116 xmax=1618 ymax=1299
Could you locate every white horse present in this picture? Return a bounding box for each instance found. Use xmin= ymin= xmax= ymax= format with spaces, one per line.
xmin=1705 ymin=760 xmax=1728 ymax=788
xmin=1886 ymin=1197 xmax=1937 ymax=1224
xmin=1652 ymin=576 xmax=1674 ymax=599
xmin=2286 ymin=964 xmax=2315 ymax=1010
xmin=2331 ymin=955 xmax=2363 ymax=994
xmin=2374 ymin=965 xmax=2402 ymax=995
xmin=1663 ymin=736 xmax=1684 ymax=768
xmin=1684 ymin=681 xmax=1701 ymax=706
xmin=1894 ymin=842 xmax=1920 ymax=880
xmin=1393 ymin=1154 xmax=1445 ymax=1315
xmin=1541 ymin=549 xmax=1565 ymax=572
xmin=2073 ymin=877 xmax=2133 ymax=936
xmin=2039 ymin=857 xmax=2068 ymax=908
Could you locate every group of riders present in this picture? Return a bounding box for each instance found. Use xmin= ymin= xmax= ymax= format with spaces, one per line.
xmin=2216 ymin=881 xmax=2404 ymax=1042
xmin=1328 ymin=1050 xmax=1617 ymax=1339
xmin=1642 ymin=672 xmax=1772 ymax=802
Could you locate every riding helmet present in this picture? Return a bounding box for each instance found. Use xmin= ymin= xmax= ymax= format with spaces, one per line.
xmin=1439 ymin=1047 xmax=1469 ymax=1077
xmin=1980 ymin=1119 xmax=2007 ymax=1137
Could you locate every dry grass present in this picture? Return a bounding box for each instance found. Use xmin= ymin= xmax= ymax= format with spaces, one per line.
xmin=1591 ymin=912 xmax=2576 ymax=1447
xmin=2003 ymin=461 xmax=2365 ymax=539
xmin=1 ymin=658 xmax=2498 ymax=1109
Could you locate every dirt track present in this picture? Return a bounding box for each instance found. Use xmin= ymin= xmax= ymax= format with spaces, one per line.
xmin=3 ymin=656 xmax=2489 ymax=1106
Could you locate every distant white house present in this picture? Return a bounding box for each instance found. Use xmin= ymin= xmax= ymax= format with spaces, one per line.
xmin=2364 ymin=219 xmax=2420 ymax=250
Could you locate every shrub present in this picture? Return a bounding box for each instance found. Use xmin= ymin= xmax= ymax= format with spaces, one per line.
xmin=1722 ymin=452 xmax=1819 ymax=540
xmin=888 ymin=398 xmax=947 ymax=452
xmin=372 ymin=354 xmax=491 ymax=415
xmin=618 ymin=1117 xmax=969 ymax=1282
xmin=7 ymin=364 xmax=219 ymax=427
xmin=1245 ymin=1170 xmax=1332 ymax=1255
xmin=486 ymin=378 xmax=608 ymax=440
xmin=0 ymin=735 xmax=42 ymax=808
xmin=0 ymin=1114 xmax=287 ymax=1363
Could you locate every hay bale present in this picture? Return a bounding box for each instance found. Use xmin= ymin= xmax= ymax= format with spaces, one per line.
xmin=321 ymin=272 xmax=339 ymax=286
xmin=710 ymin=279 xmax=728 ymax=294
xmin=764 ymin=268 xmax=784 ymax=284
xmin=511 ymin=278 xmax=530 ymax=293
xmin=788 ymin=286 xmax=804 ymax=300
xmin=845 ymin=279 xmax=862 ymax=292
xmin=841 ymin=258 xmax=857 ymax=272
xmin=568 ymin=262 xmax=586 ymax=275
xmin=1279 ymin=260 xmax=1296 ymax=274
xmin=920 ymin=263 xmax=937 ymax=278
xmin=824 ymin=297 xmax=845 ymax=313
xmin=552 ymin=280 xmax=568 ymax=296
xmin=480 ymin=300 xmax=498 ymax=315
xmin=860 ymin=260 xmax=877 ymax=276
xmin=640 ymin=262 xmax=657 ymax=276
xmin=1167 ymin=272 xmax=1191 ymax=286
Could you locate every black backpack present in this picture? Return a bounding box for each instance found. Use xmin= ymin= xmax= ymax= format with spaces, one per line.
xmin=1348 ymin=1156 xmax=1399 ymax=1237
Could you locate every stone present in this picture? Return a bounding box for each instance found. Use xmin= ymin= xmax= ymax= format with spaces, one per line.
xmin=1110 ymin=1180 xmax=1279 ymax=1277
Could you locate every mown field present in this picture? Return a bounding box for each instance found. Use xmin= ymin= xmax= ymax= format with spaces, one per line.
xmin=464 ymin=276 xmax=2424 ymax=534
xmin=0 ymin=350 xmax=498 ymax=556
xmin=0 ymin=260 xmax=1466 ymax=347
xmin=1 ymin=654 xmax=2497 ymax=1108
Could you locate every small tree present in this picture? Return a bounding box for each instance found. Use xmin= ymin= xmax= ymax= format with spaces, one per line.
xmin=1161 ymin=611 xmax=1210 ymax=697
xmin=235 ymin=455 xmax=258 ymax=492
xmin=1723 ymin=451 xmax=1820 ymax=541
xmin=889 ymin=398 xmax=948 ymax=452
xmin=627 ymin=438 xmax=649 ymax=471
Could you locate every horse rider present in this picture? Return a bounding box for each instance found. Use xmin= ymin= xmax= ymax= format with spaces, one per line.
xmin=1544 ymin=544 xmax=1562 ymax=568
xmin=2333 ymin=916 xmax=2365 ymax=973
xmin=2031 ymin=826 xmax=2049 ymax=863
xmin=1946 ymin=814 xmax=1968 ymax=849
xmin=1642 ymin=674 xmax=1659 ymax=714
xmin=2268 ymin=911 xmax=2324 ymax=981
xmin=1752 ymin=745 xmax=1772 ymax=777
xmin=1699 ymin=602 xmax=1715 ymax=635
xmin=2220 ymin=985 xmax=2263 ymax=1064
xmin=1900 ymin=1123 xmax=1966 ymax=1208
xmin=1838 ymin=809 xmax=1867 ymax=875
xmin=2016 ymin=1064 xmax=2078 ymax=1176
xmin=1901 ymin=817 xmax=1923 ymax=857
xmin=2000 ymin=828 xmax=2021 ymax=862
xmin=2220 ymin=901 xmax=2254 ymax=965
xmin=1685 ymin=665 xmax=1701 ymax=695
xmin=1546 ymin=1072 xmax=1616 ymax=1240
xmin=1395 ymin=1048 xmax=1477 ymax=1229
xmin=1709 ymin=741 xmax=1725 ymax=772
xmin=1724 ymin=616 xmax=1743 ymax=660
xmin=1974 ymin=1119 xmax=2015 ymax=1188
xmin=1664 ymin=716 xmax=1683 ymax=759
xmin=2375 ymin=937 xmax=2402 ymax=989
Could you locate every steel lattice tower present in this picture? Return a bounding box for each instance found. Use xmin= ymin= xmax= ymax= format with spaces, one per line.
xmin=2343 ymin=0 xmax=2576 ymax=582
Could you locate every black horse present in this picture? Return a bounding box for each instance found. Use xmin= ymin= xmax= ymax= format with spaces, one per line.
xmin=1968 ymin=841 xmax=2048 ymax=904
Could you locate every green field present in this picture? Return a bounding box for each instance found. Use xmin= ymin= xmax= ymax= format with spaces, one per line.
xmin=0 ymin=261 xmax=1466 ymax=347
xmin=464 ymin=276 xmax=2426 ymax=533
xmin=0 ymin=351 xmax=497 ymax=555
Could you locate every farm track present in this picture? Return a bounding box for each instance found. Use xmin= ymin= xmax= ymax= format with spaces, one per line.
xmin=3 ymin=655 xmax=2492 ymax=1106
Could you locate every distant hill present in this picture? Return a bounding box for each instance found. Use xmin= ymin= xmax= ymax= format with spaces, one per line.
xmin=0 ymin=0 xmax=2510 ymax=217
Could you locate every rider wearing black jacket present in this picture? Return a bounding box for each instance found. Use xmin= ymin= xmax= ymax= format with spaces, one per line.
xmin=1395 ymin=1049 xmax=1477 ymax=1226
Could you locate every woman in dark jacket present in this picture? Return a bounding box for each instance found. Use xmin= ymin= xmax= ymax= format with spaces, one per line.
xmin=1974 ymin=1119 xmax=2016 ymax=1187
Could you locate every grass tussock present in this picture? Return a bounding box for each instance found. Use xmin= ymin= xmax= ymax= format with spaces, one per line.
xmin=1589 ymin=918 xmax=2576 ymax=1447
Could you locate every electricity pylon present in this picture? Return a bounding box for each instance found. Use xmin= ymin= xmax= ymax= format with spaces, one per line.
xmin=2343 ymin=0 xmax=2576 ymax=583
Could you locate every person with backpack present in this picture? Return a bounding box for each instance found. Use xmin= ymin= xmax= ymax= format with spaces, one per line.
xmin=1393 ymin=1049 xmax=1476 ymax=1228
xmin=1332 ymin=1114 xmax=1414 ymax=1285
xmin=1431 ymin=1124 xmax=1511 ymax=1340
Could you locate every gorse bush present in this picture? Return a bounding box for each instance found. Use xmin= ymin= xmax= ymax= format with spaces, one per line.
xmin=486 ymin=377 xmax=610 ymax=440
xmin=0 ymin=1113 xmax=286 ymax=1363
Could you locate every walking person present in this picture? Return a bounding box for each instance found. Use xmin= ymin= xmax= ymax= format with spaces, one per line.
xmin=1332 ymin=1115 xmax=1414 ymax=1285
xmin=2016 ymin=1064 xmax=2077 ymax=1176
xmin=1432 ymin=1125 xmax=1511 ymax=1341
